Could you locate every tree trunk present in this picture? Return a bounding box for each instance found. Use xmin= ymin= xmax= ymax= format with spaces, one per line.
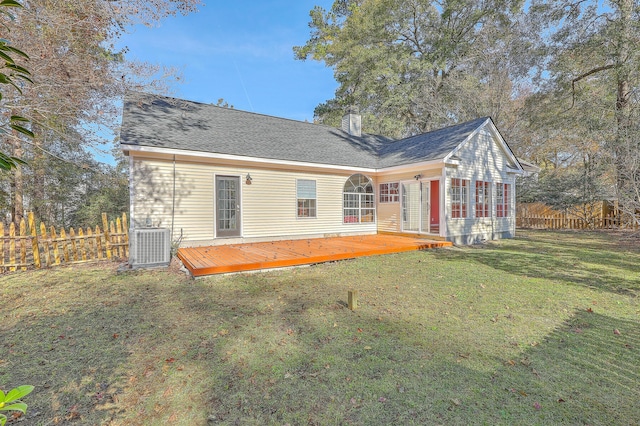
xmin=11 ymin=134 xmax=23 ymax=224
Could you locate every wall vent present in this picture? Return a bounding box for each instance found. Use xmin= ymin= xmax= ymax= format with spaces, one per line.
xmin=130 ymin=228 xmax=171 ymax=268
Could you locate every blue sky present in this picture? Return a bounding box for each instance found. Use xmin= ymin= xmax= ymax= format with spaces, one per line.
xmin=119 ymin=1 xmax=337 ymax=122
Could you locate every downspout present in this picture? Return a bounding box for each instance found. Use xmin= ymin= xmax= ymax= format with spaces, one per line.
xmin=129 ymin=155 xmax=135 ymax=229
xmin=171 ymin=154 xmax=176 ymax=241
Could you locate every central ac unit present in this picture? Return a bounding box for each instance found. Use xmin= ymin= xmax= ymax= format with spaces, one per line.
xmin=130 ymin=228 xmax=171 ymax=268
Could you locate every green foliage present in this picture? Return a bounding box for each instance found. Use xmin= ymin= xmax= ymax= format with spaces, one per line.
xmin=0 ymin=385 xmax=33 ymax=426
xmin=295 ymin=0 xmax=528 ymax=137
xmin=0 ymin=0 xmax=32 ymax=171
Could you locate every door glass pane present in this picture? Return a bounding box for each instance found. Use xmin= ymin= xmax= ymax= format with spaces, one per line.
xmin=218 ymin=178 xmax=237 ymax=231
xmin=421 ymin=182 xmax=430 ymax=233
xmin=402 ymin=182 xmax=420 ymax=232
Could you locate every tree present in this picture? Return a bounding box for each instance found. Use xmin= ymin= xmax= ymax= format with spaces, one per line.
xmin=295 ymin=0 xmax=530 ymax=138
xmin=0 ymin=0 xmax=201 ymax=224
xmin=0 ymin=0 xmax=32 ymax=170
xmin=527 ymin=0 xmax=640 ymax=225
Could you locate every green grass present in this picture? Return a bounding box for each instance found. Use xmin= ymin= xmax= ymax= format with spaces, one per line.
xmin=1 ymin=229 xmax=638 ymax=425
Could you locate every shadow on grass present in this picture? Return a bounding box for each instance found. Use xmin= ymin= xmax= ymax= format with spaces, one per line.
xmin=2 ymin=251 xmax=638 ymax=425
xmin=432 ymin=230 xmax=640 ymax=297
xmin=460 ymin=310 xmax=640 ymax=425
xmin=177 ymin=270 xmax=640 ymax=425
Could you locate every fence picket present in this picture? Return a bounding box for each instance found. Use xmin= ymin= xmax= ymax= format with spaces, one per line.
xmin=116 ymin=217 xmax=123 ymax=259
xmin=78 ymin=228 xmax=87 ymax=261
xmin=95 ymin=225 xmax=103 ymax=259
xmin=19 ymin=219 xmax=26 ymax=271
xmin=29 ymin=213 xmax=41 ymax=269
xmin=86 ymin=228 xmax=94 ymax=260
xmin=110 ymin=221 xmax=117 ymax=258
xmin=0 ymin=213 xmax=129 ymax=272
xmin=103 ymin=213 xmax=111 ymax=260
xmin=40 ymin=222 xmax=50 ymax=267
xmin=60 ymin=229 xmax=70 ymax=263
xmin=51 ymin=227 xmax=60 ymax=265
xmin=9 ymin=223 xmax=15 ymax=272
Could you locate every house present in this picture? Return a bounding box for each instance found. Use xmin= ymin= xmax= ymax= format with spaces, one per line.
xmin=120 ymin=92 xmax=524 ymax=246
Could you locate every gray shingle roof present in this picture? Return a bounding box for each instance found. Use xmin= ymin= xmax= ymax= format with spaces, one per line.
xmin=120 ymin=91 xmax=491 ymax=169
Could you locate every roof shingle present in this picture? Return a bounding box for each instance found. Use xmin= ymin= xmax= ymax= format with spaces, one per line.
xmin=120 ymin=91 xmax=490 ymax=169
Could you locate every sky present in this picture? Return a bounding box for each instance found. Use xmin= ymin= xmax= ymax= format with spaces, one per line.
xmin=118 ymin=1 xmax=338 ymax=123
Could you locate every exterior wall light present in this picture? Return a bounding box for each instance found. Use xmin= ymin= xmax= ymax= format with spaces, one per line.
xmin=246 ymin=173 xmax=252 ymax=185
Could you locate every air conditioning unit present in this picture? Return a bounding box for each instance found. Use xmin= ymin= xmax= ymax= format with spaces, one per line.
xmin=130 ymin=228 xmax=171 ymax=268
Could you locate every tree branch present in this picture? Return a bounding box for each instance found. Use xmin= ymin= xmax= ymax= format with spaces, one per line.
xmin=569 ymin=63 xmax=616 ymax=109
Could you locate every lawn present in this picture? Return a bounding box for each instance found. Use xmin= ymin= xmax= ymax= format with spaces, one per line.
xmin=1 ymin=229 xmax=638 ymax=425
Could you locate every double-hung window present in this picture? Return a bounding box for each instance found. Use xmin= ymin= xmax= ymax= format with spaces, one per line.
xmin=297 ymin=179 xmax=317 ymax=218
xmin=450 ymin=178 xmax=469 ymax=218
xmin=496 ymin=183 xmax=511 ymax=218
xmin=475 ymin=180 xmax=491 ymax=218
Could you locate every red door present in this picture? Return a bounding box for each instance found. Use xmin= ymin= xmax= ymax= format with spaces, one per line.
xmin=430 ymin=180 xmax=440 ymax=233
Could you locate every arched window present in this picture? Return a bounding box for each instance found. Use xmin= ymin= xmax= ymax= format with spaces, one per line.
xmin=343 ymin=174 xmax=375 ymax=223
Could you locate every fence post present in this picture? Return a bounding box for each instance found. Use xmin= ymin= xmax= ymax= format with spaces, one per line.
xmin=29 ymin=212 xmax=41 ymax=269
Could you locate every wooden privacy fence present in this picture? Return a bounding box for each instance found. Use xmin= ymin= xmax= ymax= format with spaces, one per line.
xmin=0 ymin=212 xmax=129 ymax=273
xmin=516 ymin=214 xmax=636 ymax=230
xmin=516 ymin=202 xmax=639 ymax=230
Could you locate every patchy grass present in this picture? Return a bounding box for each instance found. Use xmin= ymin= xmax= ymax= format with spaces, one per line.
xmin=1 ymin=229 xmax=638 ymax=425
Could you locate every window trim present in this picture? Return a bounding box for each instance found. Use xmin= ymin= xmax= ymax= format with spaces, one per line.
xmin=343 ymin=174 xmax=375 ymax=224
xmin=450 ymin=178 xmax=469 ymax=219
xmin=296 ymin=179 xmax=317 ymax=219
xmin=379 ymin=182 xmax=400 ymax=203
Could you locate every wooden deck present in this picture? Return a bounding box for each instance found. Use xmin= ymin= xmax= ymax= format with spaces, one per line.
xmin=177 ymin=234 xmax=453 ymax=277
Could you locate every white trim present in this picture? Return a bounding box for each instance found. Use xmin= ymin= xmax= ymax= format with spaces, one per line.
xmin=295 ymin=178 xmax=318 ymax=219
xmin=399 ymin=178 xmax=440 ymax=235
xmin=123 ymin=144 xmax=377 ymax=174
xmin=122 ymin=144 xmax=452 ymax=175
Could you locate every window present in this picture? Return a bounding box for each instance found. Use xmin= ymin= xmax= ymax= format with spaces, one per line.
xmin=475 ymin=180 xmax=491 ymax=218
xmin=297 ymin=179 xmax=316 ymax=218
xmin=450 ymin=178 xmax=469 ymax=218
xmin=343 ymin=174 xmax=375 ymax=223
xmin=496 ymin=183 xmax=511 ymax=218
xmin=379 ymin=182 xmax=400 ymax=203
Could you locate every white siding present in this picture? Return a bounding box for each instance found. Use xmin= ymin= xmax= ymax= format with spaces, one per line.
xmin=131 ymin=156 xmax=376 ymax=246
xmin=444 ymin=129 xmax=517 ymax=244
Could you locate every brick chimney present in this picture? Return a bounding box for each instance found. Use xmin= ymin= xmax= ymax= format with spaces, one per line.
xmin=341 ymin=107 xmax=361 ymax=137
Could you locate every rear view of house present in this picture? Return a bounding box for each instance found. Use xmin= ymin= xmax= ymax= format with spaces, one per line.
xmin=120 ymin=92 xmax=523 ymax=247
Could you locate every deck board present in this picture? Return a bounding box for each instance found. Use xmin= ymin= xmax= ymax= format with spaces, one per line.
xmin=177 ymin=234 xmax=452 ymax=277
